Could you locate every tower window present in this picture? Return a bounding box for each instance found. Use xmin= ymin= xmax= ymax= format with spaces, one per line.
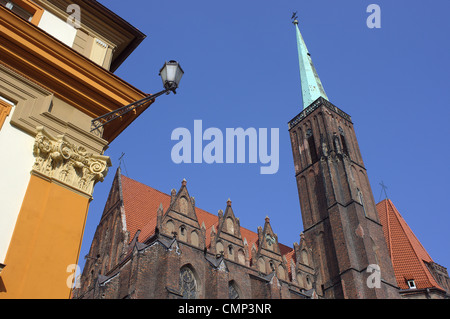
xmin=357 ymin=189 xmax=367 ymax=217
xmin=306 ymin=129 xmax=318 ymax=163
xmin=338 ymin=127 xmax=349 ymax=156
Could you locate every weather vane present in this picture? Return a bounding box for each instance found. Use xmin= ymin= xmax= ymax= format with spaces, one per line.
xmin=291 ymin=11 xmax=298 ymax=21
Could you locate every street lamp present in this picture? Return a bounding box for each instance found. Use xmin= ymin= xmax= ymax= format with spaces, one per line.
xmin=91 ymin=60 xmax=184 ymax=132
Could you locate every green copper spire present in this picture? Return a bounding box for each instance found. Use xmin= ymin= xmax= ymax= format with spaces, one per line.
xmin=293 ymin=19 xmax=328 ymax=109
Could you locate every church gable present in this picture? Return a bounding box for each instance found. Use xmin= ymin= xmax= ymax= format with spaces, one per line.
xmin=100 ymin=167 xmax=124 ymax=220
xmin=165 ymin=179 xmax=198 ymax=221
xmin=258 ymin=216 xmax=281 ymax=256
xmin=211 ymin=199 xmax=247 ymax=265
xmin=292 ymin=233 xmax=315 ymax=290
xmin=160 ymin=179 xmax=203 ymax=248
xmin=253 ymin=216 xmax=290 ymax=281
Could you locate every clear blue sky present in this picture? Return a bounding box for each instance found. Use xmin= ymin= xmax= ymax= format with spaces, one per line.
xmin=78 ymin=0 xmax=450 ymax=274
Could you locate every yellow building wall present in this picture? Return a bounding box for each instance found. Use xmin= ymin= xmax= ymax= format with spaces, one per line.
xmin=0 ymin=174 xmax=90 ymax=299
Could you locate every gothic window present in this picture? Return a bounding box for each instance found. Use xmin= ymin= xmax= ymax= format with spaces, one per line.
xmin=357 ymin=188 xmax=367 ymax=217
xmin=226 ymin=217 xmax=234 ymax=234
xmin=277 ymin=265 xmax=286 ymax=280
xmin=301 ymin=249 xmax=309 ymax=266
xmin=228 ymin=281 xmax=240 ymax=299
xmin=237 ymin=249 xmax=245 ymax=265
xmin=228 ymin=245 xmax=234 ymax=257
xmin=165 ymin=220 xmax=175 ymax=236
xmin=269 ymin=261 xmax=275 ymax=272
xmin=306 ymin=276 xmax=312 ymax=289
xmin=179 ymin=196 xmax=189 ymax=214
xmin=296 ymin=273 xmax=304 ymax=287
xmin=339 ymin=127 xmax=349 ymax=156
xmin=265 ymin=234 xmax=275 ymax=251
xmin=179 ymin=225 xmax=187 ymax=241
xmin=180 ymin=266 xmax=198 ymax=299
xmin=216 ymin=241 xmax=224 ymax=256
xmin=191 ymin=231 xmax=199 ymax=247
xmin=306 ymin=128 xmax=318 ymax=163
xmin=258 ymin=257 xmax=266 ymax=273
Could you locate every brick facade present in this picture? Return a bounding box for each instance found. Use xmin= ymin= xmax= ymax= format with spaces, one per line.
xmin=73 ymin=97 xmax=449 ymax=300
xmin=288 ymin=97 xmax=400 ymax=298
xmin=73 ymin=170 xmax=315 ymax=299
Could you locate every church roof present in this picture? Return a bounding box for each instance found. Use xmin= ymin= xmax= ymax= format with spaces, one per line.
xmin=376 ymin=199 xmax=444 ymax=291
xmin=119 ymin=173 xmax=296 ymax=267
xmin=119 ymin=171 xmax=444 ymax=291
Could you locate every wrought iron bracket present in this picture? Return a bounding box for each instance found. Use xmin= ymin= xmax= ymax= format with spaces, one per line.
xmin=90 ymin=88 xmax=171 ymax=133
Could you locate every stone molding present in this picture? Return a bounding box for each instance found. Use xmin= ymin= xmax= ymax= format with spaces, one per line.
xmin=32 ymin=126 xmax=111 ymax=197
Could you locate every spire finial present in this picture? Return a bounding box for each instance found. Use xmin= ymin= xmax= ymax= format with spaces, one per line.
xmin=293 ymin=16 xmax=329 ymax=109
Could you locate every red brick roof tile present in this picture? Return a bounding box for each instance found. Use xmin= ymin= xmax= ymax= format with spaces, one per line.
xmin=121 ymin=173 xmax=442 ymax=291
xmin=376 ymin=199 xmax=443 ymax=291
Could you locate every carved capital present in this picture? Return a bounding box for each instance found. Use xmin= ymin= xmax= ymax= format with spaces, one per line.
xmin=32 ymin=126 xmax=111 ymax=196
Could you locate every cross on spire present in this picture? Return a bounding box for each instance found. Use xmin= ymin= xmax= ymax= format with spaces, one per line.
xmin=379 ymin=181 xmax=389 ymax=201
xmin=118 ymin=152 xmax=129 ymax=176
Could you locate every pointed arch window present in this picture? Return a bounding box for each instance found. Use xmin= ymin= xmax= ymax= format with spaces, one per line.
xmin=306 ymin=128 xmax=318 ymax=163
xmin=229 ymin=281 xmax=240 ymax=299
xmin=357 ymin=188 xmax=367 ymax=217
xmin=226 ymin=217 xmax=234 ymax=234
xmin=339 ymin=127 xmax=349 ymax=156
xmin=228 ymin=244 xmax=233 ymax=257
xmin=180 ymin=266 xmax=198 ymax=299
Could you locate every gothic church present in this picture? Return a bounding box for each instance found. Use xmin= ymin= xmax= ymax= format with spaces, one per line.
xmin=73 ymin=19 xmax=450 ymax=299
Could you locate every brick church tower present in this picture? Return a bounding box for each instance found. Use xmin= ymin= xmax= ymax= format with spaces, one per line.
xmin=288 ymin=19 xmax=400 ymax=298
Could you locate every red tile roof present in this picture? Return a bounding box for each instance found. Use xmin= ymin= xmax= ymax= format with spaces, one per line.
xmin=121 ymin=173 xmax=443 ymax=291
xmin=120 ymin=174 xmax=296 ymax=267
xmin=376 ymin=199 xmax=443 ymax=291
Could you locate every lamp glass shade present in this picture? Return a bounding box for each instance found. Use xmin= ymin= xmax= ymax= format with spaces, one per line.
xmin=160 ymin=60 xmax=184 ymax=90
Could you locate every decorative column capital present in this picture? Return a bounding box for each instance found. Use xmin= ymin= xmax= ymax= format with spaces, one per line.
xmin=32 ymin=126 xmax=111 ymax=196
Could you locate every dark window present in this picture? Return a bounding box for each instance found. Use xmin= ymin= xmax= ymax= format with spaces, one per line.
xmin=180 ymin=267 xmax=197 ymax=299
xmin=338 ymin=127 xmax=349 ymax=156
xmin=340 ymin=134 xmax=349 ymax=155
xmin=358 ymin=189 xmax=367 ymax=217
xmin=229 ymin=282 xmax=240 ymax=299
xmin=0 ymin=0 xmax=33 ymax=21
xmin=308 ymin=135 xmax=318 ymax=163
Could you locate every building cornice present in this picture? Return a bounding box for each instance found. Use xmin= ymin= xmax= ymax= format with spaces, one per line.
xmin=0 ymin=6 xmax=149 ymax=142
